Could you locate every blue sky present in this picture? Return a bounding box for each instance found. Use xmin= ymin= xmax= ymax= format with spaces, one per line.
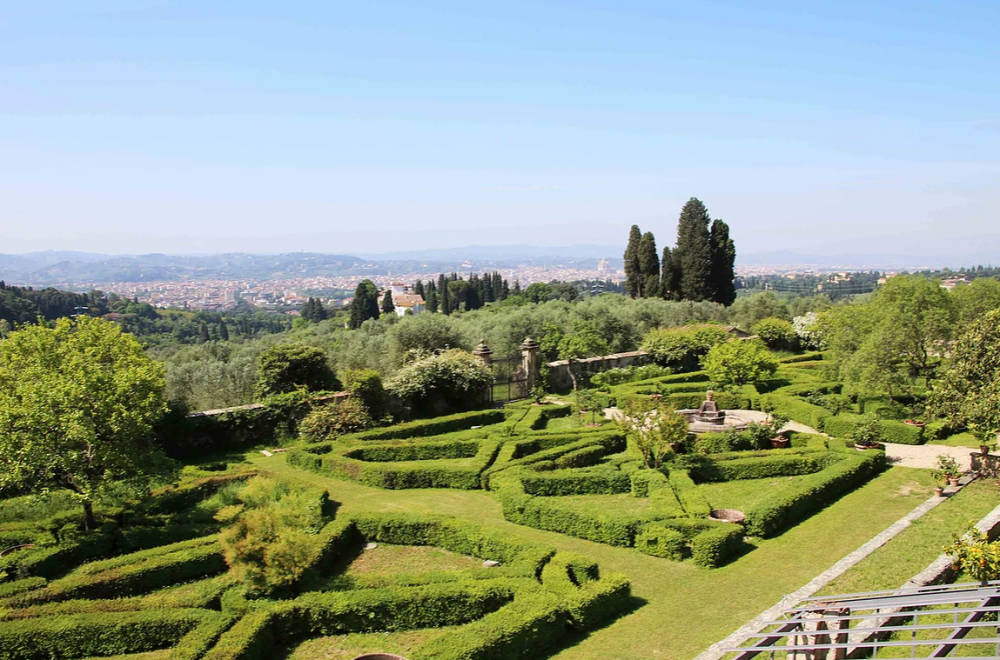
xmin=1 ymin=1 xmax=998 ymax=257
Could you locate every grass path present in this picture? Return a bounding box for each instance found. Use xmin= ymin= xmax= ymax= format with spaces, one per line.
xmin=248 ymin=453 xmax=935 ymax=660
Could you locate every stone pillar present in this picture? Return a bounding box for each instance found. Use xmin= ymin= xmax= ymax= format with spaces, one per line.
xmin=472 ymin=340 xmax=493 ymax=367
xmin=520 ymin=336 xmax=540 ymax=392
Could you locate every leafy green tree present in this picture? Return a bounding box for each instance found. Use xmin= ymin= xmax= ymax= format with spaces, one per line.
xmin=751 ymin=317 xmax=797 ymax=349
xmin=524 ymin=282 xmax=553 ymax=303
xmin=380 ymin=290 xmax=395 ymax=316
xmin=301 ymin=297 xmax=327 ymax=323
xmin=638 ymin=231 xmax=660 ymax=299
xmin=640 ymin=324 xmax=730 ymax=369
xmin=624 ymin=224 xmax=643 ymax=298
xmin=673 ymin=198 xmax=713 ymax=301
xmin=932 ymin=308 xmax=1000 ymax=441
xmin=951 ymin=278 xmax=1000 ymax=326
xmin=875 ymin=275 xmax=955 ymax=387
xmin=0 ymin=317 xmax=170 ymax=530
xmin=709 ymin=219 xmax=736 ymax=305
xmin=557 ymin=323 xmax=611 ymax=360
xmin=617 ymin=397 xmax=689 ymax=469
xmin=729 ymin=292 xmax=791 ymax=331
xmin=254 ymin=343 xmax=338 ymax=398
xmin=701 ymin=339 xmax=778 ymax=387
xmin=349 ymin=280 xmax=379 ymax=329
xmin=841 ymin=324 xmax=909 ymax=403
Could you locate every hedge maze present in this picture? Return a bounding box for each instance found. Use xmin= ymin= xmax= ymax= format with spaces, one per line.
xmin=285 ymin=395 xmax=887 ymax=570
xmin=0 ymin=464 xmax=630 ymax=660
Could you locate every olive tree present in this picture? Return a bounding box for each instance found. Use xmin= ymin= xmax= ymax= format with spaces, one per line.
xmin=0 ymin=317 xmax=169 ymax=529
xmin=617 ymin=397 xmax=689 ymax=469
xmin=701 ymin=339 xmax=778 ymax=388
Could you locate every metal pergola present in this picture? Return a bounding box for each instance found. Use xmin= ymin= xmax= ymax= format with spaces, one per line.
xmin=722 ymin=581 xmax=1000 ymax=659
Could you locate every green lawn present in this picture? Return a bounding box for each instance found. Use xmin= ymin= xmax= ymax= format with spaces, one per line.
xmin=819 ymin=478 xmax=1000 ymax=595
xmin=929 ymin=432 xmax=982 ymax=448
xmin=696 ymin=475 xmax=816 ymax=512
xmin=251 ymin=451 xmax=936 ymax=660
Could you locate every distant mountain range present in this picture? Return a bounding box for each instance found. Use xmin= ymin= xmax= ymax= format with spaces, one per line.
xmin=1 ymin=246 xmax=995 ymax=287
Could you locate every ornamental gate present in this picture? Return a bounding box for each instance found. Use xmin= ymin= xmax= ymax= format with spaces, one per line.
xmin=489 ymin=354 xmax=529 ymax=403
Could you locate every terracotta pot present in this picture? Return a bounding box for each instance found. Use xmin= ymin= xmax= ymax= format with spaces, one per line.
xmin=934 ymin=486 xmax=944 ymax=497
xmin=771 ymin=437 xmax=789 ymax=449
xmin=949 ymin=477 xmax=960 ymax=487
xmin=904 ymin=419 xmax=926 ymax=428
xmin=981 ymin=446 xmax=991 ymax=456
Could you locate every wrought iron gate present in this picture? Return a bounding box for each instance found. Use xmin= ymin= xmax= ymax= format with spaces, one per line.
xmin=488 ymin=354 xmax=528 ymax=403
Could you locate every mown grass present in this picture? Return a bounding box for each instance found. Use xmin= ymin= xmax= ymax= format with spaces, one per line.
xmin=929 ymin=432 xmax=982 ymax=448
xmin=819 ymin=478 xmax=1000 ymax=596
xmin=696 ymin=475 xmax=816 ymax=512
xmin=287 ymin=628 xmax=453 ymax=660
xmin=252 ymin=451 xmax=937 ymax=660
xmin=343 ymin=544 xmax=482 ymax=576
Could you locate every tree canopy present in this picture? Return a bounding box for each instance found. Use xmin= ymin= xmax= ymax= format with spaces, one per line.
xmin=701 ymin=339 xmax=778 ymax=387
xmin=0 ymin=317 xmax=170 ymax=529
xmin=254 ymin=343 xmax=338 ymax=398
xmin=933 ymin=308 xmax=1000 ymax=440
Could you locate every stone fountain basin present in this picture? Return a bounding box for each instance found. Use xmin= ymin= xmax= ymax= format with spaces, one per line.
xmin=679 ymin=409 xmax=752 ymax=434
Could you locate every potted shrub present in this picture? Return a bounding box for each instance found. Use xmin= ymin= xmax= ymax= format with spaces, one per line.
xmin=850 ymin=415 xmax=884 ymax=451
xmin=930 ymin=469 xmax=946 ymax=497
xmin=945 ymin=523 xmax=1000 ymax=585
xmin=978 ymin=439 xmax=997 ymax=456
xmin=936 ymin=454 xmax=961 ymax=487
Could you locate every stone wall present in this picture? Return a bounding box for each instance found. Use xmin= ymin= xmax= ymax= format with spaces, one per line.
xmin=546 ymin=350 xmax=649 ymax=391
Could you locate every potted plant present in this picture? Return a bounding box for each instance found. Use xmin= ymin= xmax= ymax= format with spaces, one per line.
xmin=930 ymin=469 xmax=946 ymax=497
xmin=936 ymin=454 xmax=961 ymax=487
xmin=850 ymin=415 xmax=884 ymax=451
xmin=904 ymin=419 xmax=926 ymax=428
xmin=978 ymin=438 xmax=997 ymax=456
xmin=945 ymin=523 xmax=1000 ymax=586
xmin=768 ymin=413 xmax=790 ymax=449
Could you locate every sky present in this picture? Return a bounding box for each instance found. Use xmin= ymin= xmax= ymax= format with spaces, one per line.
xmin=1 ymin=1 xmax=999 ymax=258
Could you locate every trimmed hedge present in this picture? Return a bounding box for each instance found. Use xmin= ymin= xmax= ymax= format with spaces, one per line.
xmin=305 ymin=440 xmax=502 ymax=490
xmin=635 ymin=524 xmax=685 ymax=560
xmin=417 ymin=592 xmax=567 ymax=660
xmin=201 ymin=609 xmax=274 ymax=660
xmin=519 ymin=468 xmax=631 ymax=497
xmin=744 ymin=450 xmax=885 ymax=537
xmin=685 ymin=453 xmax=833 ymax=483
xmin=691 ymin=525 xmax=744 ymax=568
xmin=667 ymin=470 xmax=711 ymax=517
xmin=778 ymin=352 xmax=825 ymax=364
xmin=759 ymin=393 xmax=831 ymax=431
xmin=345 ymin=409 xmax=506 ymax=441
xmin=0 ymin=577 xmax=46 ymax=599
xmin=170 ymin=613 xmax=239 ymax=660
xmin=822 ymin=414 xmax=925 ymax=445
xmin=0 ymin=608 xmax=214 ymax=660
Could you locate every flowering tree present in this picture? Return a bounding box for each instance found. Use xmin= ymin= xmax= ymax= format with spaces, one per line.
xmin=617 ymin=397 xmax=689 ymax=469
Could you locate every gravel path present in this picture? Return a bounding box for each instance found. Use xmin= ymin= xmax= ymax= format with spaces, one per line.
xmin=604 ymin=407 xmax=978 ymax=471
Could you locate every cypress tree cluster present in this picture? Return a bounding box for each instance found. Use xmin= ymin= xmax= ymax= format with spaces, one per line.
xmin=413 ymin=271 xmax=511 ymax=315
xmin=622 ymin=197 xmax=736 ymax=305
xmin=380 ymin=290 xmax=395 ymax=316
xmin=300 ymin=297 xmax=328 ymax=323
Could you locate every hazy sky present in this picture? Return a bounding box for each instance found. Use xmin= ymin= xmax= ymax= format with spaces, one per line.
xmin=2 ymin=1 xmax=999 ymax=257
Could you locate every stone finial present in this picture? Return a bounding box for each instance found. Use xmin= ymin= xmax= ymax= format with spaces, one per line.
xmin=520 ymin=336 xmax=540 ymax=351
xmin=473 ymin=340 xmax=492 ymax=357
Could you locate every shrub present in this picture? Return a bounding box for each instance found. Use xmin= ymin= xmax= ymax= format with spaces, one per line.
xmin=589 ymin=364 xmax=672 ymax=389
xmin=385 ymin=349 xmax=493 ymax=416
xmin=343 ymin=368 xmax=387 ymax=420
xmin=616 ymin=397 xmax=689 ymax=469
xmin=298 ymin=400 xmax=372 ymax=441
xmin=519 ymin=469 xmax=631 ymax=497
xmin=752 ymin=317 xmax=797 ymax=350
xmin=759 ymin=394 xmax=831 ymax=431
xmin=254 ymin=344 xmax=338 ymax=399
xmin=686 ymin=453 xmax=832 ymax=483
xmin=640 ymin=325 xmax=731 ymax=369
xmin=202 ymin=609 xmax=274 ymax=660
xmin=171 ymin=613 xmax=240 ymax=660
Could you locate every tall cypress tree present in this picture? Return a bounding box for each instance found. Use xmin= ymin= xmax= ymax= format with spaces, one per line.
xmin=219 ymin=319 xmax=230 ymax=341
xmin=425 ymin=281 xmax=438 ymax=313
xmin=709 ymin=219 xmax=737 ymax=305
xmin=673 ymin=198 xmax=714 ymax=301
xmin=623 ymin=224 xmax=643 ymax=298
xmin=661 ymin=246 xmax=678 ymax=300
xmin=198 ymin=322 xmax=210 ymax=344
xmin=439 ymin=274 xmax=452 ymax=315
xmin=637 ymin=231 xmax=660 ymax=298
xmin=414 ymin=280 xmax=425 ymax=297
xmin=349 ymin=280 xmax=379 ymax=329
xmin=380 ymin=290 xmax=395 ymax=315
